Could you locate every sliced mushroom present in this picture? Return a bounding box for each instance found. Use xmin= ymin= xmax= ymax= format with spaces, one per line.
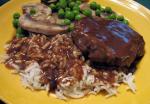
xmin=22 ymin=3 xmax=52 ymax=15
xmin=79 ymin=3 xmax=95 ymax=16
xmin=19 ymin=3 xmax=68 ymax=36
xmin=41 ymin=0 xmax=58 ymax=5
xmin=79 ymin=3 xmax=89 ymax=10
xmin=19 ymin=15 xmax=68 ymax=35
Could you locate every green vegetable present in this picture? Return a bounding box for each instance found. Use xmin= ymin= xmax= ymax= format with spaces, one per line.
xmin=56 ymin=2 xmax=61 ymax=9
xmin=107 ymin=13 xmax=117 ymax=20
xmin=75 ymin=14 xmax=82 ymax=20
xmin=104 ymin=7 xmax=112 ymax=13
xmin=76 ymin=0 xmax=82 ymax=5
xmin=64 ymin=19 xmax=71 ymax=25
xmin=123 ymin=19 xmax=129 ymax=25
xmin=58 ymin=9 xmax=65 ymax=18
xmin=59 ymin=0 xmax=67 ymax=8
xmin=30 ymin=8 xmax=36 ymax=15
xmin=73 ymin=10 xmax=80 ymax=15
xmin=96 ymin=4 xmax=101 ymax=10
xmin=73 ymin=6 xmax=80 ymax=11
xmin=82 ymin=9 xmax=92 ymax=17
xmin=49 ymin=4 xmax=56 ymax=10
xmin=117 ymin=15 xmax=124 ymax=21
xmin=65 ymin=11 xmax=75 ymax=20
xmin=65 ymin=7 xmax=71 ymax=11
xmin=90 ymin=2 xmax=97 ymax=10
xmin=95 ymin=9 xmax=101 ymax=16
xmin=13 ymin=13 xmax=20 ymax=19
xmin=69 ymin=1 xmax=75 ymax=8
xmin=101 ymin=7 xmax=105 ymax=12
xmin=13 ymin=19 xmax=19 ymax=28
xmin=68 ymin=23 xmax=74 ymax=31
xmin=16 ymin=27 xmax=24 ymax=38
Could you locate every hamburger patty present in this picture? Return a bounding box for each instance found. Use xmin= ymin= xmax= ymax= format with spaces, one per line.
xmin=71 ymin=17 xmax=145 ymax=70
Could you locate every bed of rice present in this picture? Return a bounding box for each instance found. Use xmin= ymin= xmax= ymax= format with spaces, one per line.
xmin=1 ymin=59 xmax=136 ymax=100
xmin=1 ymin=34 xmax=136 ymax=100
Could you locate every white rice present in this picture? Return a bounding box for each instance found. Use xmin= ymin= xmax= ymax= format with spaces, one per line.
xmin=3 ymin=60 xmax=136 ymax=99
xmin=55 ymin=89 xmax=67 ymax=100
xmin=123 ymin=73 xmax=136 ymax=93
xmin=0 ymin=54 xmax=9 ymax=63
xmin=20 ymin=62 xmax=48 ymax=90
xmin=55 ymin=65 xmax=136 ymax=99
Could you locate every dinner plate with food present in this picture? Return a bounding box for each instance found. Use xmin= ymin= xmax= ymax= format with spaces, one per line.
xmin=0 ymin=0 xmax=150 ymax=104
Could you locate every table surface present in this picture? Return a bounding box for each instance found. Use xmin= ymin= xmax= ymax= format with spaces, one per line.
xmin=136 ymin=0 xmax=150 ymax=9
xmin=0 ymin=0 xmax=150 ymax=104
xmin=0 ymin=0 xmax=150 ymax=9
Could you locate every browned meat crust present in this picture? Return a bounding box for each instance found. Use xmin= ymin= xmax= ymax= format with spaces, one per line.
xmin=71 ymin=17 xmax=145 ymax=69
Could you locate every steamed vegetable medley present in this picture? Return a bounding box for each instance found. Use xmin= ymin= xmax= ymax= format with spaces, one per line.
xmin=12 ymin=0 xmax=129 ymax=38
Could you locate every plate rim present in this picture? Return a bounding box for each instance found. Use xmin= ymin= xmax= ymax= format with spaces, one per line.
xmin=0 ymin=0 xmax=150 ymax=104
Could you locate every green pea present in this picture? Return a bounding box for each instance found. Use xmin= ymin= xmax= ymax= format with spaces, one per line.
xmin=90 ymin=1 xmax=97 ymax=10
xmin=68 ymin=0 xmax=74 ymax=3
xmin=30 ymin=8 xmax=36 ymax=15
xmin=123 ymin=19 xmax=129 ymax=25
xmin=56 ymin=2 xmax=61 ymax=9
xmin=96 ymin=4 xmax=101 ymax=10
xmin=76 ymin=0 xmax=82 ymax=5
xmin=107 ymin=13 xmax=117 ymax=20
xmin=59 ymin=0 xmax=67 ymax=8
xmin=65 ymin=11 xmax=75 ymax=20
xmin=117 ymin=15 xmax=124 ymax=21
xmin=75 ymin=14 xmax=82 ymax=20
xmin=101 ymin=7 xmax=105 ymax=12
xmin=13 ymin=13 xmax=20 ymax=19
xmin=73 ymin=10 xmax=80 ymax=15
xmin=69 ymin=2 xmax=75 ymax=8
xmin=65 ymin=7 xmax=71 ymax=11
xmin=16 ymin=27 xmax=22 ymax=34
xmin=95 ymin=9 xmax=101 ymax=16
xmin=82 ymin=9 xmax=92 ymax=17
xmin=13 ymin=19 xmax=19 ymax=28
xmin=68 ymin=23 xmax=74 ymax=31
xmin=16 ymin=27 xmax=24 ymax=38
xmin=49 ymin=4 xmax=56 ymax=10
xmin=58 ymin=9 xmax=65 ymax=18
xmin=16 ymin=33 xmax=24 ymax=38
xmin=73 ymin=6 xmax=80 ymax=11
xmin=64 ymin=19 xmax=71 ymax=25
xmin=104 ymin=7 xmax=112 ymax=13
